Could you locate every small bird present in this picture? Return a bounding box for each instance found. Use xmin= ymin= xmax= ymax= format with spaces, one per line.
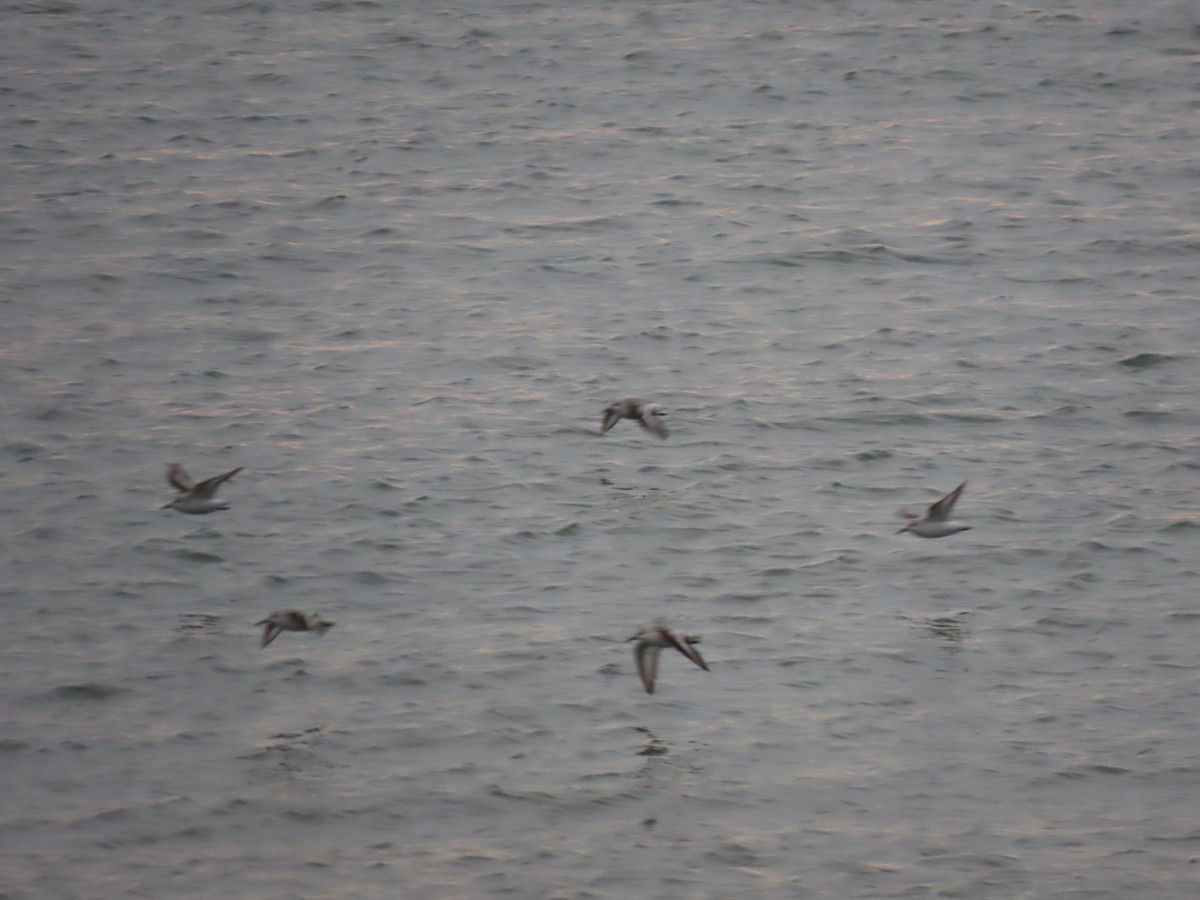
xmin=626 ymin=621 xmax=709 ymax=694
xmin=600 ymin=398 xmax=668 ymax=440
xmin=897 ymin=482 xmax=972 ymax=538
xmin=256 ymin=610 xmax=335 ymax=648
xmin=162 ymin=463 xmax=243 ymax=514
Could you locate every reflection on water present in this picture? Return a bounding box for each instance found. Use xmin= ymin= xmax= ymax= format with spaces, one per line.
xmin=922 ymin=611 xmax=970 ymax=645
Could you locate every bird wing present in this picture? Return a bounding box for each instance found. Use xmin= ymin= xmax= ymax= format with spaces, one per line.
xmin=638 ymin=414 xmax=669 ymax=440
xmin=666 ymin=631 xmax=709 ymax=671
xmin=166 ymin=463 xmax=194 ymax=492
xmin=634 ymin=642 xmax=660 ymax=693
xmin=927 ymin=482 xmax=966 ymax=521
xmin=193 ymin=467 xmax=244 ymax=498
xmin=600 ymin=408 xmax=622 ymax=434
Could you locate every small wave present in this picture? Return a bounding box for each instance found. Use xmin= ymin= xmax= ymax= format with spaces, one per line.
xmin=1033 ymin=764 xmax=1130 ymax=785
xmin=1122 ymin=409 xmax=1179 ymax=423
xmin=12 ymin=1 xmax=80 ymax=13
xmin=1154 ymin=518 xmax=1199 ymax=536
xmin=352 ymin=571 xmax=391 ymax=585
xmin=933 ymin=409 xmax=1007 ymax=423
xmin=47 ymin=683 xmax=126 ymax=701
xmin=518 ymin=216 xmax=616 ymax=233
xmin=170 ymin=549 xmax=225 ymax=564
xmin=1117 ymin=352 xmax=1175 ymax=369
xmin=1085 ymin=237 xmax=1200 ymax=257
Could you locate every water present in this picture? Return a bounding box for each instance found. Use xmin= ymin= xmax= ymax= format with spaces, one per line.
xmin=3 ymin=0 xmax=1200 ymax=896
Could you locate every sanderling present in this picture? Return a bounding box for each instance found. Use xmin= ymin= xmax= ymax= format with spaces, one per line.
xmin=626 ymin=621 xmax=709 ymax=694
xmin=897 ymin=481 xmax=972 ymax=538
xmin=163 ymin=463 xmax=243 ymax=514
xmin=256 ymin=610 xmax=335 ymax=648
xmin=600 ymin=398 xmax=668 ymax=440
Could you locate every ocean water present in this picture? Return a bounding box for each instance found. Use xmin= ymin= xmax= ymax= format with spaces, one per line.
xmin=3 ymin=0 xmax=1200 ymax=896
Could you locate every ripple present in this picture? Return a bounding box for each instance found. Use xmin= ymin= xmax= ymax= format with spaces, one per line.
xmin=1118 ymin=352 xmax=1176 ymax=369
xmin=170 ymin=549 xmax=225 ymax=564
xmin=46 ymin=683 xmax=126 ymax=702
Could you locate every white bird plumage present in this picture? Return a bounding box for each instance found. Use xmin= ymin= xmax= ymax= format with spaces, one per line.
xmin=600 ymin=398 xmax=669 ymax=440
xmin=896 ymin=482 xmax=972 ymax=538
xmin=162 ymin=463 xmax=243 ymax=514
xmin=255 ymin=610 xmax=335 ymax=648
xmin=625 ymin=621 xmax=709 ymax=693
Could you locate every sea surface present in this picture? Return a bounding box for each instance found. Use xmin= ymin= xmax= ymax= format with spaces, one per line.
xmin=3 ymin=0 xmax=1200 ymax=897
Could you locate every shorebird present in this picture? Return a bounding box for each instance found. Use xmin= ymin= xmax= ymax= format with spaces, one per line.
xmin=162 ymin=463 xmax=243 ymax=514
xmin=897 ymin=482 xmax=972 ymax=538
xmin=626 ymin=621 xmax=709 ymax=693
xmin=256 ymin=610 xmax=335 ymax=648
xmin=600 ymin=398 xmax=668 ymax=440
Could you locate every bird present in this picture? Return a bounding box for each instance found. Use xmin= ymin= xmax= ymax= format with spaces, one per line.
xmin=162 ymin=463 xmax=243 ymax=514
xmin=896 ymin=482 xmax=972 ymax=538
xmin=255 ymin=610 xmax=335 ymax=648
xmin=600 ymin=398 xmax=668 ymax=440
xmin=626 ymin=621 xmax=709 ymax=693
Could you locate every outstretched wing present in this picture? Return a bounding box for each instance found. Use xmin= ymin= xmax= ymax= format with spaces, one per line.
xmin=257 ymin=619 xmax=283 ymax=648
xmin=634 ymin=642 xmax=661 ymax=693
xmin=193 ymin=467 xmax=244 ymax=498
xmin=927 ymin=482 xmax=966 ymax=522
xmin=666 ymin=631 xmax=709 ymax=672
xmin=600 ymin=407 xmax=622 ymax=435
xmin=166 ymin=463 xmax=194 ymax=492
xmin=638 ymin=411 xmax=669 ymax=440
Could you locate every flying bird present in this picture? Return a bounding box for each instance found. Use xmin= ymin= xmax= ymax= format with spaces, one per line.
xmin=600 ymin=398 xmax=668 ymax=440
xmin=162 ymin=463 xmax=243 ymax=514
xmin=626 ymin=621 xmax=709 ymax=693
xmin=256 ymin=610 xmax=335 ymax=648
xmin=897 ymin=482 xmax=972 ymax=538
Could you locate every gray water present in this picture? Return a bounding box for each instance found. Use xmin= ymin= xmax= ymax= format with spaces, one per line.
xmin=3 ymin=0 xmax=1200 ymax=897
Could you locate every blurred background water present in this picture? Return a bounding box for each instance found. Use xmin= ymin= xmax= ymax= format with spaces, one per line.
xmin=3 ymin=0 xmax=1200 ymax=896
